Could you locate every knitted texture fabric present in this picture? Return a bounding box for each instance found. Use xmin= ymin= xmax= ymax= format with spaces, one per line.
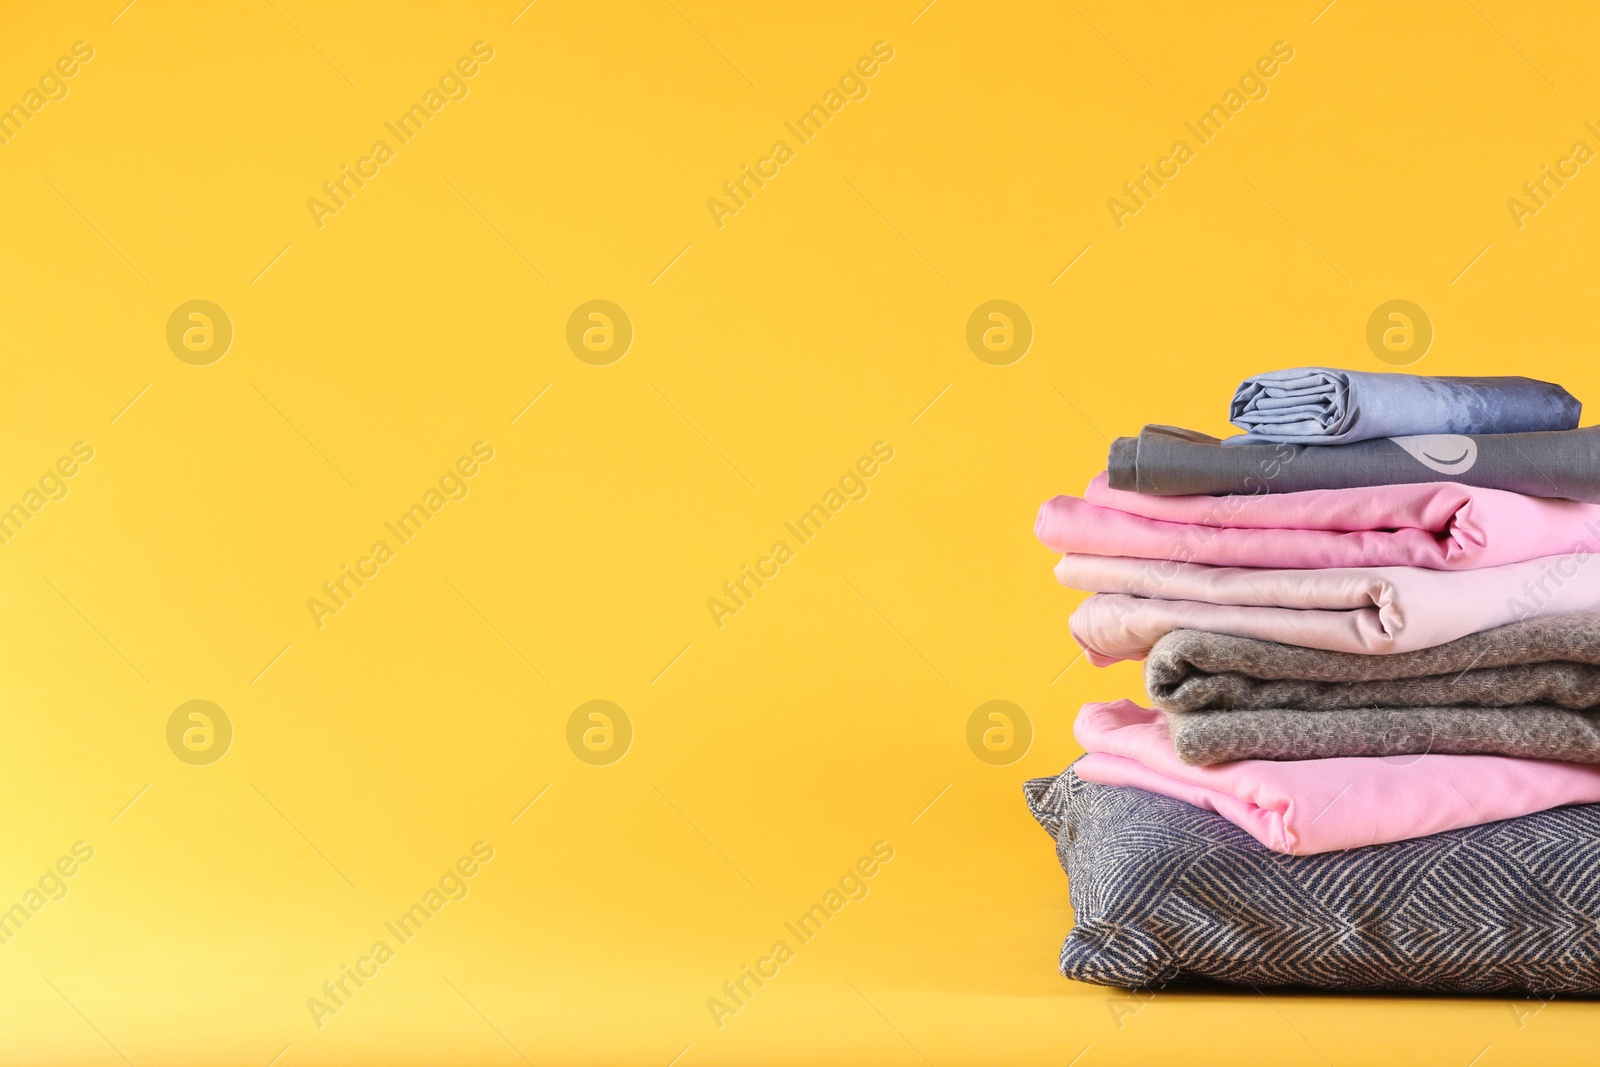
xmin=1146 ymin=614 xmax=1600 ymax=763
xmin=1164 ymin=703 xmax=1600 ymax=764
xmin=1147 ymin=613 xmax=1600 ymax=712
xmin=1024 ymin=764 xmax=1600 ymax=993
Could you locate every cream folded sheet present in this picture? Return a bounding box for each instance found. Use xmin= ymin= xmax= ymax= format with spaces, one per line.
xmin=1057 ymin=551 xmax=1600 ymax=665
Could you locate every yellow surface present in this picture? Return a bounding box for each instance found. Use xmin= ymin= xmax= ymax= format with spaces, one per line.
xmin=3 ymin=1 xmax=1599 ymax=1063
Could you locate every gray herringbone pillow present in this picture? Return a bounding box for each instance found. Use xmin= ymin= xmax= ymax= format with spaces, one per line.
xmin=1025 ymin=763 xmax=1600 ymax=994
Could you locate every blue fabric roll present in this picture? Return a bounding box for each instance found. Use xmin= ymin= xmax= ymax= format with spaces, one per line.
xmin=1228 ymin=368 xmax=1580 ymax=445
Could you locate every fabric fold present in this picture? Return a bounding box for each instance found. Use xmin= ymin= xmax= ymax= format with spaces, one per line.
xmin=1228 ymin=367 xmax=1579 ymax=445
xmin=1164 ymin=703 xmax=1600 ymax=765
xmin=1025 ymin=765 xmax=1600 ymax=993
xmin=1057 ymin=552 xmax=1600 ymax=664
xmin=1071 ymin=700 xmax=1600 ymax=855
xmin=1147 ymin=615 xmax=1600 ymax=712
xmin=1106 ymin=423 xmax=1600 ymax=502
xmin=1034 ymin=473 xmax=1600 ymax=570
xmin=1145 ymin=616 xmax=1600 ymax=764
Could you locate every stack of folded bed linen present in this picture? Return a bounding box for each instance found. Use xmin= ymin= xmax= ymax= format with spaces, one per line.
xmin=1025 ymin=367 xmax=1600 ymax=994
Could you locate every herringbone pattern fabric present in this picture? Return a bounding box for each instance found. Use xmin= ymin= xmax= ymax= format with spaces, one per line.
xmin=1025 ymin=763 xmax=1600 ymax=993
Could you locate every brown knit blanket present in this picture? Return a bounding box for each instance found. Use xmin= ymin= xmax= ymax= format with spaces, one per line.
xmin=1146 ymin=613 xmax=1600 ymax=764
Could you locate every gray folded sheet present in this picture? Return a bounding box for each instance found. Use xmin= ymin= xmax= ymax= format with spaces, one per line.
xmin=1026 ymin=765 xmax=1600 ymax=993
xmin=1147 ymin=614 xmax=1600 ymax=764
xmin=1165 ymin=704 xmax=1600 ymax=764
xmin=1108 ymin=423 xmax=1600 ymax=502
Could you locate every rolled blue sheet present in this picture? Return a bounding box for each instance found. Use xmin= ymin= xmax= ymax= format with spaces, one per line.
xmin=1228 ymin=367 xmax=1580 ymax=445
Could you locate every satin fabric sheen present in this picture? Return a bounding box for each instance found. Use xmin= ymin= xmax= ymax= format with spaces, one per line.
xmin=1036 ymin=473 xmax=1600 ymax=571
xmin=1056 ymin=551 xmax=1600 ymax=664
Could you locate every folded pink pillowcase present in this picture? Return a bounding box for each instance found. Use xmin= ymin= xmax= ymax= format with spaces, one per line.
xmin=1073 ymin=700 xmax=1600 ymax=855
xmin=1036 ymin=473 xmax=1600 ymax=571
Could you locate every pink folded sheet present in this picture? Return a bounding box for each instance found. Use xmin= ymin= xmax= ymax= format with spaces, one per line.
xmin=1059 ymin=551 xmax=1600 ymax=665
xmin=1036 ymin=473 xmax=1600 ymax=571
xmin=1074 ymin=700 xmax=1600 ymax=854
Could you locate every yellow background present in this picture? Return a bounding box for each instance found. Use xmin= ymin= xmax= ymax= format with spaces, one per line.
xmin=2 ymin=0 xmax=1598 ymax=1063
